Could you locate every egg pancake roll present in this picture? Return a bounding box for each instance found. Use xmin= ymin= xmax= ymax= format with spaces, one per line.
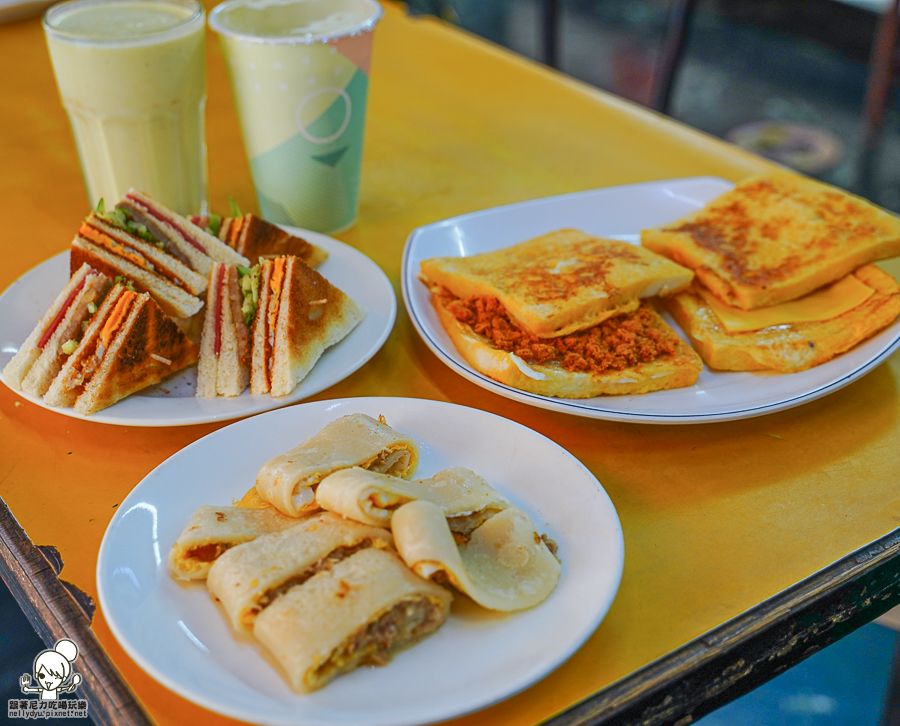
xmin=316 ymin=466 xmax=510 ymax=533
xmin=255 ymin=413 xmax=419 ymax=517
xmin=207 ymin=512 xmax=393 ymax=631
xmin=168 ymin=505 xmax=303 ymax=581
xmin=392 ymin=500 xmax=560 ymax=611
xmin=252 ymin=546 xmax=452 ymax=693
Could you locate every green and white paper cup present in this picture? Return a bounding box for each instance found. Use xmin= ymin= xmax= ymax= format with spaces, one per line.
xmin=209 ymin=0 xmax=382 ymax=233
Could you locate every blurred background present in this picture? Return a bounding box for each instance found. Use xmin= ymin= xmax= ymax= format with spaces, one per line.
xmin=407 ymin=0 xmax=900 ymax=213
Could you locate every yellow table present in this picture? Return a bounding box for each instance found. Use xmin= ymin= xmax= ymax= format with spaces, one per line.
xmin=2 ymin=3 xmax=900 ymax=725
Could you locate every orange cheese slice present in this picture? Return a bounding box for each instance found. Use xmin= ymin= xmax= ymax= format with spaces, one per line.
xmin=80 ymin=224 xmax=152 ymax=272
xmin=268 ymin=257 xmax=286 ymax=334
xmin=700 ymin=275 xmax=875 ymax=333
xmin=100 ymin=291 xmax=136 ymax=348
xmin=227 ymin=217 xmax=244 ymax=247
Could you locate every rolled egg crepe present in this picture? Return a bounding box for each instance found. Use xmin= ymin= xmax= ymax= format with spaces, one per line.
xmin=168 ymin=505 xmax=303 ymax=581
xmin=253 ymin=546 xmax=452 ymax=693
xmin=392 ymin=500 xmax=560 ymax=611
xmin=316 ymin=466 xmax=510 ymax=532
xmin=256 ymin=413 xmax=420 ymax=517
xmin=207 ymin=512 xmax=393 ymax=632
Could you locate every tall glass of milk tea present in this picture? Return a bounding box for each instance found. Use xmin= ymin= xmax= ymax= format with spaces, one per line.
xmin=43 ymin=0 xmax=207 ymax=216
xmin=209 ymin=0 xmax=382 ymax=233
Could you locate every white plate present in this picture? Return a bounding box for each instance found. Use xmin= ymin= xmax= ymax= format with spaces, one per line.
xmin=0 ymin=229 xmax=396 ymax=426
xmin=96 ymin=397 xmax=624 ymax=726
xmin=402 ymin=177 xmax=900 ymax=423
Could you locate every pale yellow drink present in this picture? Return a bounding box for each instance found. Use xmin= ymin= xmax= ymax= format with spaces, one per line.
xmin=210 ymin=0 xmax=382 ymax=233
xmin=43 ymin=0 xmax=207 ymax=215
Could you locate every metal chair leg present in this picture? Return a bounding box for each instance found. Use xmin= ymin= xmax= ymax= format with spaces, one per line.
xmin=544 ymin=0 xmax=560 ymax=69
xmin=862 ymin=0 xmax=900 ymax=150
xmin=879 ymin=632 xmax=900 ymax=726
xmin=652 ymin=0 xmax=700 ymax=114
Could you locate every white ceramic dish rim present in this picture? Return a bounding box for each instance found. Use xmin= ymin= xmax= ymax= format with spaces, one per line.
xmin=0 ymin=228 xmax=396 ymax=426
xmin=401 ymin=177 xmax=900 ymax=423
xmin=96 ymin=396 xmax=625 ymax=726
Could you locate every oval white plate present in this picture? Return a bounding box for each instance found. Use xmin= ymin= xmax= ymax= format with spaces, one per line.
xmin=96 ymin=397 xmax=624 ymax=726
xmin=0 ymin=228 xmax=395 ymax=426
xmin=402 ymin=177 xmax=900 ymax=423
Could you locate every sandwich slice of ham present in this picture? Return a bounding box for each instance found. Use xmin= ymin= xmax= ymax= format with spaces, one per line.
xmin=250 ymin=255 xmax=365 ymax=397
xmin=195 ymin=262 xmax=252 ymax=398
xmin=117 ymin=188 xmax=249 ymax=277
xmin=196 ymin=255 xmax=365 ymax=399
xmin=43 ymin=283 xmax=199 ymax=415
xmin=2 ymin=263 xmax=111 ymax=397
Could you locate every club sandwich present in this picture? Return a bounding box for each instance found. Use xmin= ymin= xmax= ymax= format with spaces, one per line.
xmin=190 ymin=212 xmax=328 ymax=268
xmin=196 ymin=256 xmax=364 ymax=398
xmin=250 ymin=255 xmax=365 ymax=397
xmin=71 ymin=211 xmax=207 ymax=319
xmin=3 ymin=263 xmax=111 ymax=397
xmin=116 ymin=188 xmax=249 ymax=277
xmin=44 ymin=282 xmax=199 ymax=414
xmin=195 ymin=262 xmax=252 ymax=398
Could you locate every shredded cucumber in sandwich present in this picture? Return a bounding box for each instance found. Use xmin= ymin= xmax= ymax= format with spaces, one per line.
xmin=95 ymin=198 xmax=159 ymax=247
xmin=237 ymin=265 xmax=260 ymax=326
xmin=114 ymin=275 xmax=137 ymax=292
xmin=207 ymin=213 xmax=222 ymax=237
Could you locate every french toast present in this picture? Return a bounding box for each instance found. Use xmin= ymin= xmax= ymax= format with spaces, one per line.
xmin=642 ymin=172 xmax=900 ymax=310
xmin=662 ymin=264 xmax=900 ymax=372
xmin=431 ymin=295 xmax=703 ymax=397
xmin=420 ymin=229 xmax=693 ymax=338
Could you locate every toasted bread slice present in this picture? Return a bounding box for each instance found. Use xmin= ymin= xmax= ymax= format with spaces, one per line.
xmin=3 ymin=264 xmax=110 ymax=395
xmin=80 ymin=214 xmax=208 ymax=296
xmin=420 ymin=229 xmax=693 ymax=338
xmin=71 ymin=236 xmax=204 ymax=320
xmin=196 ymin=263 xmax=251 ymax=398
xmin=209 ymin=214 xmax=329 ymax=268
xmin=432 ymin=295 xmax=702 ymax=397
xmin=44 ymin=285 xmax=199 ymax=414
xmin=119 ymin=189 xmax=249 ymax=276
xmin=662 ymin=265 xmax=900 ymax=372
xmin=642 ymin=172 xmax=900 ymax=310
xmin=251 ymin=256 xmax=365 ymax=396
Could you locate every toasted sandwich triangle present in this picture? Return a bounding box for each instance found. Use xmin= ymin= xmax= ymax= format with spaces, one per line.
xmin=235 ymin=215 xmax=329 ymax=268
xmin=266 ymin=257 xmax=365 ymax=397
xmin=69 ymin=290 xmax=199 ymax=414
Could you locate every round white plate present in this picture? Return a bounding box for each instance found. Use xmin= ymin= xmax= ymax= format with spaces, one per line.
xmin=402 ymin=177 xmax=900 ymax=423
xmin=0 ymin=228 xmax=395 ymax=426
xmin=96 ymin=397 xmax=624 ymax=726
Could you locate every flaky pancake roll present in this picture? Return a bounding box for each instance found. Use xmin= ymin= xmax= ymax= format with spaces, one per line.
xmin=255 ymin=413 xmax=419 ymax=517
xmin=167 ymin=505 xmax=303 ymax=581
xmin=252 ymin=546 xmax=452 ymax=693
xmin=316 ymin=466 xmax=510 ymax=533
xmin=392 ymin=500 xmax=561 ymax=612
xmin=207 ymin=512 xmax=393 ymax=632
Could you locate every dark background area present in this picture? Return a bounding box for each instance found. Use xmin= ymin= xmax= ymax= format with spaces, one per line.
xmin=409 ymin=0 xmax=900 ymax=211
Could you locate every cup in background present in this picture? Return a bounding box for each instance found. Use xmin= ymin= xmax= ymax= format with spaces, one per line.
xmin=209 ymin=0 xmax=383 ymax=234
xmin=43 ymin=0 xmax=208 ymax=216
